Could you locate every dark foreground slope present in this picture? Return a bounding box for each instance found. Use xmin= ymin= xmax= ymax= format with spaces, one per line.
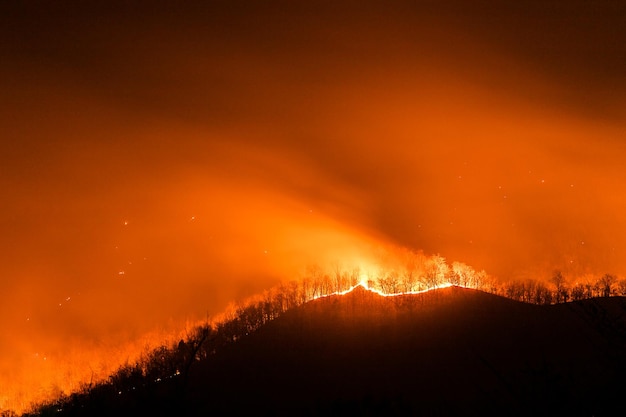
xmin=42 ymin=287 xmax=626 ymax=416
xmin=186 ymin=287 xmax=626 ymax=417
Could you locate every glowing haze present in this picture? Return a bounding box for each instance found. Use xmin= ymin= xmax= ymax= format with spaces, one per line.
xmin=1 ymin=1 xmax=625 ymax=412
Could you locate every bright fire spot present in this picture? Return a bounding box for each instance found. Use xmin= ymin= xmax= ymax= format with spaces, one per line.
xmin=314 ymin=280 xmax=459 ymax=300
xmin=358 ymin=273 xmax=369 ymax=287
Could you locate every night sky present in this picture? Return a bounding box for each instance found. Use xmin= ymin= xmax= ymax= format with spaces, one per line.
xmin=1 ymin=1 xmax=625 ymax=410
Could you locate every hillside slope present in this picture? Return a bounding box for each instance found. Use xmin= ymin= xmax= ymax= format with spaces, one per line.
xmin=186 ymin=287 xmax=626 ymax=416
xmin=39 ymin=287 xmax=626 ymax=416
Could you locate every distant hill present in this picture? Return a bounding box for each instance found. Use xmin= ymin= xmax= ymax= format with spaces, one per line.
xmin=33 ymin=286 xmax=626 ymax=416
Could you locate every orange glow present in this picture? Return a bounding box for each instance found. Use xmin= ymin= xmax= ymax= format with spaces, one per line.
xmin=2 ymin=2 xmax=626 ymax=414
xmin=1 ymin=244 xmax=483 ymax=413
xmin=315 ymin=281 xmax=458 ymax=300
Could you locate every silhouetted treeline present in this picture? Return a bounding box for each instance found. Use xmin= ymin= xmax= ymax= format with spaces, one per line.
xmin=22 ymin=280 xmax=324 ymax=416
xmin=20 ymin=253 xmax=626 ymax=416
xmin=495 ymin=272 xmax=626 ymax=305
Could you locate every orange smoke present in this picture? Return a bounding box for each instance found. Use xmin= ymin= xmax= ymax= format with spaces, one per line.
xmin=1 ymin=1 xmax=625 ymax=413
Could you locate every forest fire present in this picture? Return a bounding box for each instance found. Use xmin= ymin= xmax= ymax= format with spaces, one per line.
xmin=0 ymin=249 xmax=470 ymax=414
xmin=2 ymin=1 xmax=626 ymax=415
xmin=315 ymin=273 xmax=459 ymax=300
xmin=2 ymin=247 xmax=626 ymax=414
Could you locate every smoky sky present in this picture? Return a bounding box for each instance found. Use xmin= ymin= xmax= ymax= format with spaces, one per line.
xmin=0 ymin=0 xmax=625 ymax=409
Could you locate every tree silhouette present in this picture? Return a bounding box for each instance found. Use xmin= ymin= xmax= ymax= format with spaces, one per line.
xmin=571 ymin=283 xmax=586 ymax=301
xmin=22 ymin=249 xmax=626 ymax=417
xmin=598 ymin=273 xmax=616 ymax=297
xmin=551 ymin=271 xmax=566 ymax=303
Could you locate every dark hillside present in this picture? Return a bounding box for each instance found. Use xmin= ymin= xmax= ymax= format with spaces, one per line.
xmin=36 ymin=287 xmax=626 ymax=416
xmin=186 ymin=287 xmax=626 ymax=416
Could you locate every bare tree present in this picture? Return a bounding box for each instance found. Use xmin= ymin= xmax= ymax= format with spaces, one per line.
xmin=377 ymin=269 xmax=401 ymax=294
xmin=571 ymin=283 xmax=586 ymax=301
xmin=400 ymin=265 xmax=417 ymax=293
xmin=425 ymin=255 xmax=449 ymax=289
xmin=332 ymin=262 xmax=344 ymax=293
xmin=452 ymin=261 xmax=476 ymax=287
xmin=598 ymin=273 xmax=616 ymax=297
xmin=348 ymin=266 xmax=361 ymax=288
xmin=533 ymin=281 xmax=547 ymax=304
xmin=551 ymin=270 xmax=566 ymax=303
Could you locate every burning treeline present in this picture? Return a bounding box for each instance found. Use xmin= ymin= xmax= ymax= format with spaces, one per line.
xmin=19 ymin=249 xmax=626 ymax=417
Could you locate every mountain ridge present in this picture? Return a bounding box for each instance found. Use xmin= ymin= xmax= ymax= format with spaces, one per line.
xmin=32 ymin=286 xmax=626 ymax=416
xmin=183 ymin=286 xmax=626 ymax=416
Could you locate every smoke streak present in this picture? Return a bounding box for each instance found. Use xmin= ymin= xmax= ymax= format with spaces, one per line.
xmin=1 ymin=1 xmax=625 ymax=412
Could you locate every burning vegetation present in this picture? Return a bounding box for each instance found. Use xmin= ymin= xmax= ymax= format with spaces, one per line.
xmin=9 ymin=250 xmax=626 ymax=417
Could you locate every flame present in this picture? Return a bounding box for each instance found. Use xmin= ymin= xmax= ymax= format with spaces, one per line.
xmin=0 ymin=247 xmax=485 ymax=415
xmin=3 ymin=4 xmax=624 ymax=413
xmin=315 ymin=279 xmax=459 ymax=299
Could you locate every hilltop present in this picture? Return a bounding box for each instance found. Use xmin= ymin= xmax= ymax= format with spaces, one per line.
xmin=32 ymin=286 xmax=626 ymax=416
